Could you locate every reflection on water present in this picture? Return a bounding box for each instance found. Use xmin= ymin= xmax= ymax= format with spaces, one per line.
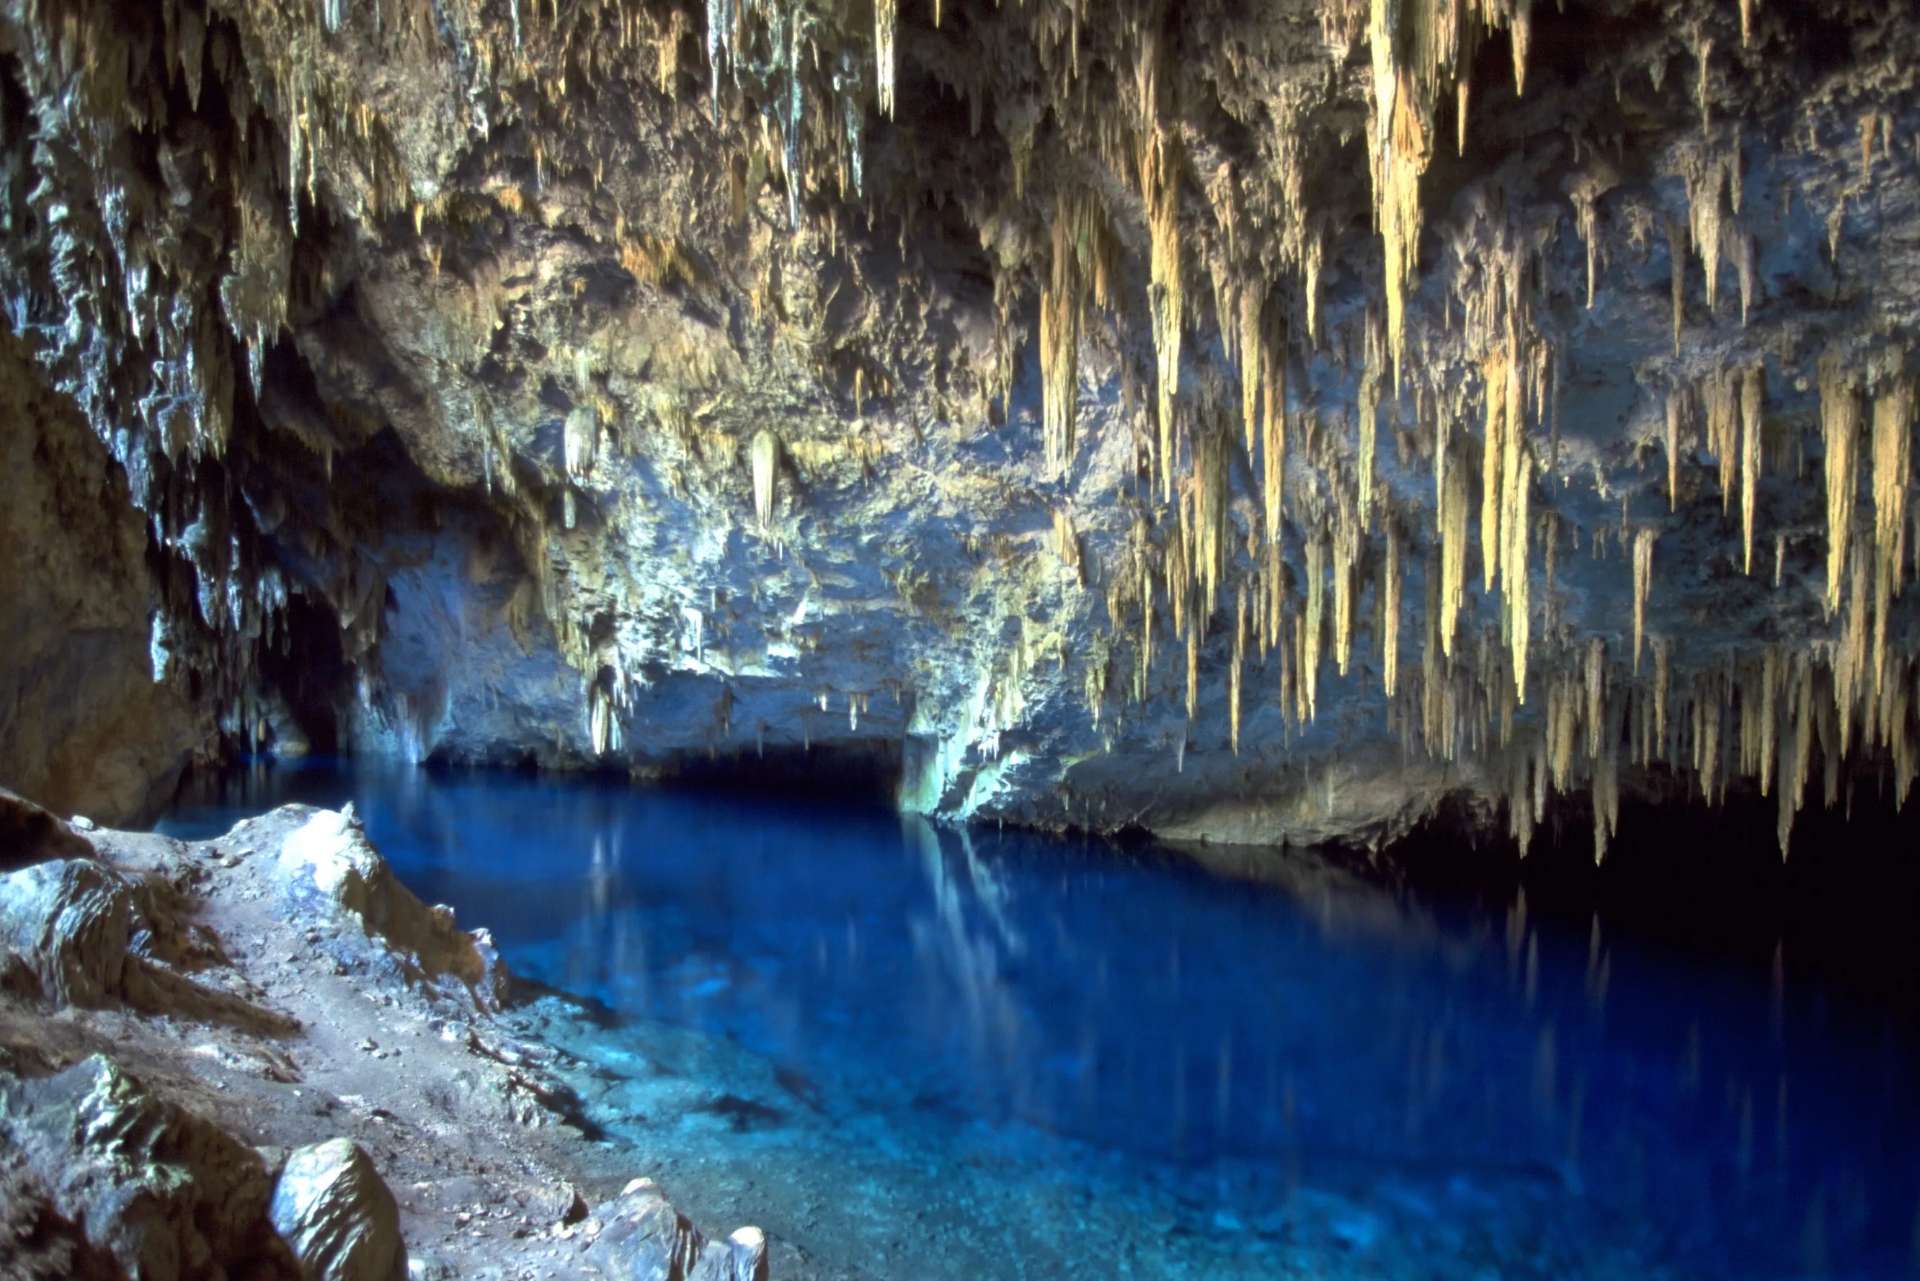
xmin=164 ymin=761 xmax=1920 ymax=1280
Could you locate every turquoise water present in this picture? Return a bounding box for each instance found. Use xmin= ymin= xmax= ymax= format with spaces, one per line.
xmin=162 ymin=762 xmax=1920 ymax=1280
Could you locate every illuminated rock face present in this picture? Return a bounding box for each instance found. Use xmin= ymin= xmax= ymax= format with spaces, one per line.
xmin=0 ymin=0 xmax=1915 ymax=850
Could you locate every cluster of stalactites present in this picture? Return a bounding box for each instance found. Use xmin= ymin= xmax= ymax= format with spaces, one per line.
xmin=1356 ymin=0 xmax=1534 ymax=383
xmin=1040 ymin=188 xmax=1117 ymax=471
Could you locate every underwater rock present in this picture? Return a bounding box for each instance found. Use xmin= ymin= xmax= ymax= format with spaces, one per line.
xmin=0 ymin=1055 xmax=297 ymax=1281
xmin=269 ymin=1138 xmax=407 ymax=1281
xmin=276 ymin=808 xmax=507 ymax=1013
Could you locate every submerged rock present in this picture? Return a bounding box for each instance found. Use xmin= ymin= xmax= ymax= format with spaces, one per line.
xmin=269 ymin=1138 xmax=407 ymax=1281
xmin=0 ymin=1055 xmax=297 ymax=1280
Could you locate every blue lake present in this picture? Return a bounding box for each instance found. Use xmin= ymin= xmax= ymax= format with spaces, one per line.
xmin=162 ymin=761 xmax=1920 ymax=1281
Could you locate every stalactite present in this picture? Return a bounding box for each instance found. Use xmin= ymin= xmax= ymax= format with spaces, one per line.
xmin=1239 ymin=285 xmax=1264 ymax=461
xmin=1304 ymin=534 xmax=1326 ymax=722
xmin=1142 ymin=131 xmax=1183 ymax=502
xmin=1741 ymin=364 xmax=1764 ymax=573
xmin=1633 ymin=528 xmax=1655 ymax=674
xmin=1333 ymin=484 xmax=1359 ymax=676
xmin=1654 ymin=635 xmax=1672 ymax=748
xmin=1872 ymin=376 xmax=1912 ymax=598
xmin=1384 ymin=521 xmax=1402 ymax=698
xmin=1821 ymin=355 xmax=1862 ymax=617
xmin=1666 ymin=384 xmax=1686 ymax=512
xmin=750 ymin=428 xmax=779 ymax=529
xmin=1705 ymin=368 xmax=1737 ymax=513
xmin=1667 ymin=220 xmax=1689 ymax=355
xmin=1585 ymin=637 xmax=1607 ymax=760
xmin=1231 ymin=586 xmax=1246 ymax=753
xmin=1871 ymin=377 xmax=1913 ymax=707
xmin=875 ymin=0 xmax=897 ymax=117
xmin=1481 ymin=347 xmax=1508 ymax=594
xmin=1186 ymin=616 xmax=1200 ymax=721
xmin=1262 ymin=347 xmax=1287 ymax=542
xmin=1440 ymin=439 xmax=1469 ymax=659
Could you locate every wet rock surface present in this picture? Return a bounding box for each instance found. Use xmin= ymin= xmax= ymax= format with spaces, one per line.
xmin=0 ymin=809 xmax=766 ymax=1280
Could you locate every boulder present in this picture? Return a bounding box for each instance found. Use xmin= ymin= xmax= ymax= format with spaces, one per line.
xmin=0 ymin=1055 xmax=297 ymax=1280
xmin=277 ymin=808 xmax=508 ymax=1012
xmin=269 ymin=1138 xmax=407 ymax=1281
xmin=0 ymin=858 xmax=139 ymax=1005
xmin=591 ymin=1178 xmax=761 ymax=1281
xmin=0 ymin=787 xmax=93 ymax=872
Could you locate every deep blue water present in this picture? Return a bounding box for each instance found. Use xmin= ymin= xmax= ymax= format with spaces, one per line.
xmin=162 ymin=761 xmax=1920 ymax=1280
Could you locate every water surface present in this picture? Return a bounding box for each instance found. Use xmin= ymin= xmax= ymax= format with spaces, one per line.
xmin=163 ymin=762 xmax=1920 ymax=1281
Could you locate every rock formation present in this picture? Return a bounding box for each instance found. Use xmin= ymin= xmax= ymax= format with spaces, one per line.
xmin=0 ymin=804 xmax=768 ymax=1279
xmin=0 ymin=0 xmax=1915 ymax=851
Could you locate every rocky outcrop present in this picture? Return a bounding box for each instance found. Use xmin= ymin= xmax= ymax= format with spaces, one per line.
xmin=269 ymin=1139 xmax=408 ymax=1281
xmin=0 ymin=788 xmax=95 ymax=872
xmin=592 ymin=1177 xmax=769 ymax=1281
xmin=0 ymin=1055 xmax=300 ymax=1281
xmin=277 ymin=806 xmax=508 ymax=1013
xmin=0 ymin=859 xmax=146 ymax=1006
xmin=0 ymin=806 xmax=770 ymax=1281
xmin=0 ymin=0 xmax=1915 ymax=851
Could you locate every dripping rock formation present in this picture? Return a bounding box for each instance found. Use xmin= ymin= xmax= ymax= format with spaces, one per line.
xmin=0 ymin=0 xmax=1917 ymax=851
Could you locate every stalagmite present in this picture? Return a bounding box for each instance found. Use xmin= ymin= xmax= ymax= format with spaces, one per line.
xmin=1633 ymin=528 xmax=1655 ymax=673
xmin=1821 ymin=356 xmax=1862 ymax=617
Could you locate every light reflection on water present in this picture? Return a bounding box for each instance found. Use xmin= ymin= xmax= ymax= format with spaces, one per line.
xmin=163 ymin=761 xmax=1920 ymax=1280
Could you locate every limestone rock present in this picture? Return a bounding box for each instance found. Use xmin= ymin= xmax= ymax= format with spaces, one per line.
xmin=278 ymin=808 xmax=507 ymax=1012
xmin=269 ymin=1139 xmax=407 ymax=1281
xmin=0 ymin=787 xmax=93 ymax=872
xmin=0 ymin=1055 xmax=296 ymax=1280
xmin=0 ymin=858 xmax=139 ymax=1006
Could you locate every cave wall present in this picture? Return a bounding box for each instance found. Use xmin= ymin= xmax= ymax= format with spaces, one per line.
xmin=0 ymin=334 xmax=214 ymax=825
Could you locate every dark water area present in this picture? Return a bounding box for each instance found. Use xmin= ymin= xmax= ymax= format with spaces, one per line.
xmin=161 ymin=761 xmax=1920 ymax=1281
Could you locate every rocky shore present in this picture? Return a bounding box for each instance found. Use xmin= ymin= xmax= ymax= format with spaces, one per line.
xmin=0 ymin=788 xmax=768 ymax=1281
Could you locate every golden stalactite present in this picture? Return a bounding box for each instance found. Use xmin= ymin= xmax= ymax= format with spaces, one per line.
xmin=1666 ymin=383 xmax=1686 ymax=512
xmin=1632 ymin=527 xmax=1655 ymax=674
xmin=1384 ymin=520 xmax=1402 ymax=698
xmin=1304 ymin=533 xmax=1326 ymax=722
xmin=1740 ymin=364 xmax=1764 ymax=573
xmin=1262 ymin=342 xmax=1288 ymax=543
xmin=1140 ymin=128 xmax=1184 ymax=503
xmin=1820 ymin=355 xmax=1862 ymax=617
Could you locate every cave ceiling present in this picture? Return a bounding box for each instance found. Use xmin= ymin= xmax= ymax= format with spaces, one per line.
xmin=0 ymin=0 xmax=1917 ymax=850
